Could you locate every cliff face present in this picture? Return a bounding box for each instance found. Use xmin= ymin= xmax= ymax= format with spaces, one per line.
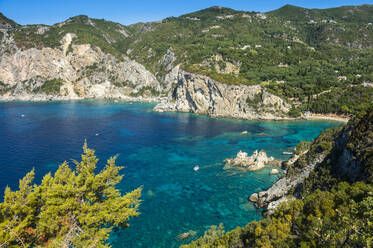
xmin=255 ymin=109 xmax=373 ymax=213
xmin=0 ymin=33 xmax=162 ymax=101
xmin=155 ymin=66 xmax=291 ymax=120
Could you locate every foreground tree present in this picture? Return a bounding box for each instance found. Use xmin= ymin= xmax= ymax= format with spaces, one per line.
xmin=0 ymin=142 xmax=142 ymax=248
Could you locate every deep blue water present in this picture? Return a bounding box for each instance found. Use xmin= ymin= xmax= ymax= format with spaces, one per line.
xmin=0 ymin=101 xmax=341 ymax=247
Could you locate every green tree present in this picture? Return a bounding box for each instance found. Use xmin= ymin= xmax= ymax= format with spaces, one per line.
xmin=0 ymin=142 xmax=141 ymax=248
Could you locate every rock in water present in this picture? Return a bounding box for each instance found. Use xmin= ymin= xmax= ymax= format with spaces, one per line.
xmin=224 ymin=150 xmax=274 ymax=171
xmin=270 ymin=169 xmax=279 ymax=175
xmin=249 ymin=193 xmax=259 ymax=202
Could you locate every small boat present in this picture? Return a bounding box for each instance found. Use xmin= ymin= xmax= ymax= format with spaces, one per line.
xmin=21 ymin=114 xmax=25 ymax=117
xmin=282 ymin=152 xmax=293 ymax=155
xmin=193 ymin=165 xmax=199 ymax=171
xmin=95 ymin=133 xmax=99 ymax=136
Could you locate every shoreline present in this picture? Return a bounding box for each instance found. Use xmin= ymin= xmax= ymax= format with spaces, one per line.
xmin=0 ymin=96 xmax=349 ymax=123
xmin=0 ymin=95 xmax=166 ymax=103
xmin=304 ymin=114 xmax=349 ymax=123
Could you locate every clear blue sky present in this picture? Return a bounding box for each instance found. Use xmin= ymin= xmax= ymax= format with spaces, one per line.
xmin=1 ymin=0 xmax=373 ymax=26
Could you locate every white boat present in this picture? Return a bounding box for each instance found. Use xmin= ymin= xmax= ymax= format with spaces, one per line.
xmin=193 ymin=165 xmax=199 ymax=171
xmin=282 ymin=152 xmax=293 ymax=155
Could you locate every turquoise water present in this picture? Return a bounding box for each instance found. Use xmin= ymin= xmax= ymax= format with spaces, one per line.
xmin=0 ymin=101 xmax=341 ymax=247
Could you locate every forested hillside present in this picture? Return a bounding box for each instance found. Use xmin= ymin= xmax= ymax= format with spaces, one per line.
xmin=1 ymin=4 xmax=373 ymax=114
xmin=122 ymin=5 xmax=373 ymax=115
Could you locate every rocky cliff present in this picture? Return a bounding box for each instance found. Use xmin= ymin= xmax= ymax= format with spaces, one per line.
xmin=253 ymin=109 xmax=373 ymax=213
xmin=154 ymin=66 xmax=291 ymax=120
xmin=224 ymin=150 xmax=275 ymax=171
xmin=0 ymin=32 xmax=163 ymax=101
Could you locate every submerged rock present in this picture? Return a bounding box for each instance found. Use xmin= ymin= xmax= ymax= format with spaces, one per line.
xmin=224 ymin=150 xmax=274 ymax=171
xmin=269 ymin=168 xmax=280 ymax=175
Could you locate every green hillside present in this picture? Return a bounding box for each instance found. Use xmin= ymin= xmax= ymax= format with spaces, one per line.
xmin=121 ymin=5 xmax=373 ymax=115
xmin=2 ymin=4 xmax=373 ymax=114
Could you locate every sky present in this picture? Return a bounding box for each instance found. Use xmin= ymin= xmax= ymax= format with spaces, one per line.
xmin=1 ymin=0 xmax=373 ymax=26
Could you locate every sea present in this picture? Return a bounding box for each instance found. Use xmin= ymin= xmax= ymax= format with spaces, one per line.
xmin=0 ymin=101 xmax=341 ymax=247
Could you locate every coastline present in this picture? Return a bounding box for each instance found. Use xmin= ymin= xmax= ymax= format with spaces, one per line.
xmin=304 ymin=114 xmax=350 ymax=123
xmin=0 ymin=95 xmax=166 ymax=103
xmin=0 ymin=96 xmax=349 ymax=123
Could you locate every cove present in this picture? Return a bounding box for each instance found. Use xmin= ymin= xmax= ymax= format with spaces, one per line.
xmin=0 ymin=101 xmax=341 ymax=247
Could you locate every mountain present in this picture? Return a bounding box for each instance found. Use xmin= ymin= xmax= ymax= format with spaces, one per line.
xmin=0 ymin=12 xmax=19 ymax=30
xmin=182 ymin=107 xmax=373 ymax=247
xmin=269 ymin=4 xmax=373 ymax=23
xmin=0 ymin=5 xmax=372 ymax=118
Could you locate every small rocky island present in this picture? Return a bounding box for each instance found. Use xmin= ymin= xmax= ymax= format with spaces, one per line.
xmin=224 ymin=150 xmax=275 ymax=171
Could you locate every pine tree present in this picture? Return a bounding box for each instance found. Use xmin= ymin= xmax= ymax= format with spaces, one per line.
xmin=0 ymin=142 xmax=141 ymax=248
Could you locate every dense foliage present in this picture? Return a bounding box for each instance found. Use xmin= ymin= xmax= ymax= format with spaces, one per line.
xmin=0 ymin=143 xmax=141 ymax=247
xmin=33 ymin=78 xmax=64 ymax=95
xmin=121 ymin=5 xmax=373 ymax=115
xmin=183 ymin=182 xmax=373 ymax=248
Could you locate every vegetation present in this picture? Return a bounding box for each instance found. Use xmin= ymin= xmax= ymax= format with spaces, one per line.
xmin=285 ymin=126 xmax=341 ymax=177
xmin=11 ymin=15 xmax=129 ymax=60
xmin=129 ymin=86 xmax=160 ymax=97
xmin=287 ymin=105 xmax=301 ymax=117
xmin=4 ymin=5 xmax=373 ymax=115
xmin=33 ymin=79 xmax=64 ymax=95
xmin=0 ymin=12 xmax=20 ymax=29
xmin=119 ymin=5 xmax=373 ymax=116
xmin=1 ymin=5 xmax=373 ymax=246
xmin=183 ymin=182 xmax=373 ymax=248
xmin=0 ymin=143 xmax=142 ymax=247
xmin=183 ymin=107 xmax=373 ymax=247
xmin=294 ymin=141 xmax=311 ymax=155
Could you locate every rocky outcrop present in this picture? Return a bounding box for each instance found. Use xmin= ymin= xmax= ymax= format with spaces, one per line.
xmin=269 ymin=169 xmax=279 ymax=175
xmin=249 ymin=193 xmax=258 ymax=202
xmin=159 ymin=48 xmax=176 ymax=72
xmin=255 ymin=151 xmax=325 ymax=209
xmin=0 ymin=33 xmax=163 ymax=101
xmin=154 ymin=66 xmax=291 ymax=120
xmin=252 ymin=111 xmax=373 ymax=214
xmin=224 ymin=150 xmax=275 ymax=171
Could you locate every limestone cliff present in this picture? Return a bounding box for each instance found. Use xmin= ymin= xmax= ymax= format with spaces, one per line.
xmin=254 ymin=110 xmax=373 ymax=214
xmin=154 ymin=66 xmax=291 ymax=120
xmin=0 ymin=33 xmax=163 ymax=101
xmin=224 ymin=150 xmax=275 ymax=171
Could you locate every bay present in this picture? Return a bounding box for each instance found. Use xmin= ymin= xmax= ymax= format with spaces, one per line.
xmin=0 ymin=101 xmax=341 ymax=247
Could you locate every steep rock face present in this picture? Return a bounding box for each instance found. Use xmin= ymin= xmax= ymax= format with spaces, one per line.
xmin=0 ymin=33 xmax=162 ymax=101
xmin=255 ymin=152 xmax=326 ymax=210
xmin=155 ymin=66 xmax=291 ymax=120
xmin=255 ymin=110 xmax=373 ymax=213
